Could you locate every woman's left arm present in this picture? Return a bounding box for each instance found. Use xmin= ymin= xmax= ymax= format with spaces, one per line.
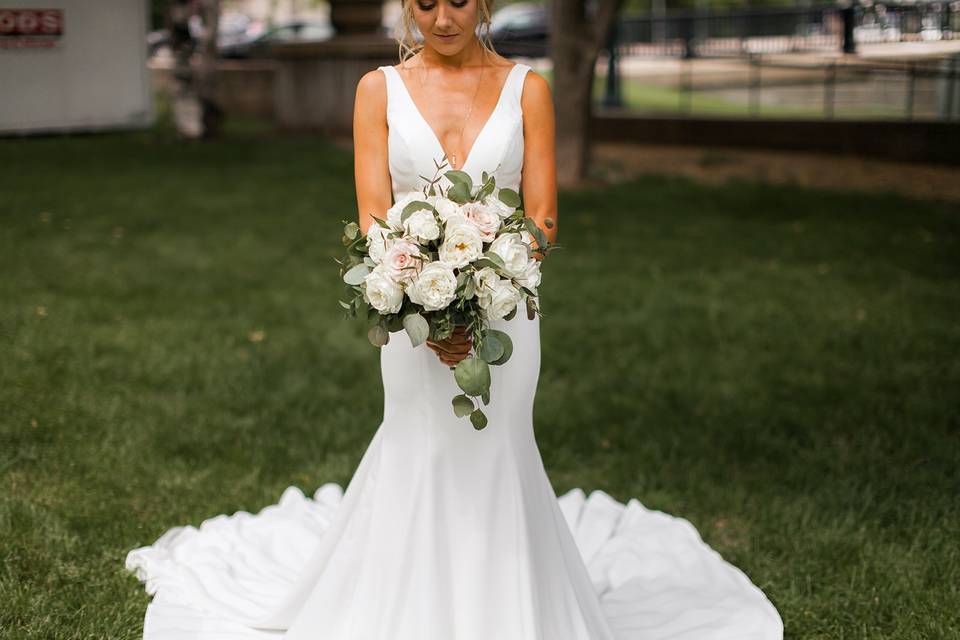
xmin=519 ymin=71 xmax=558 ymax=261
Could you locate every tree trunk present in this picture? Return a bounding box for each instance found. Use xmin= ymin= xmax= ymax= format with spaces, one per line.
xmin=550 ymin=0 xmax=625 ymax=187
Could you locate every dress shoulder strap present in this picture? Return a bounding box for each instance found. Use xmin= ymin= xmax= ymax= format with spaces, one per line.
xmin=506 ymin=63 xmax=532 ymax=107
xmin=376 ymin=65 xmax=401 ymax=115
xmin=503 ymin=63 xmax=531 ymax=117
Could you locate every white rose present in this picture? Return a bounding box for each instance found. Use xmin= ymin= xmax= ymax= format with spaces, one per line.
xmin=439 ymin=221 xmax=484 ymax=269
xmin=403 ymin=209 xmax=440 ymax=243
xmin=488 ymin=232 xmax=530 ymax=278
xmin=514 ymin=258 xmax=541 ymax=295
xmin=519 ymin=229 xmax=536 ymax=249
xmin=441 ymin=212 xmax=471 ymax=231
xmin=428 ymin=195 xmax=463 ymax=222
xmin=406 ymin=261 xmax=458 ymax=311
xmin=386 ymin=191 xmax=426 ymax=231
xmin=473 ymin=267 xmax=500 ymax=300
xmin=472 ymin=266 xmax=500 ymax=305
xmin=381 ymin=238 xmax=423 ymax=284
xmin=461 ymin=201 xmax=501 ymax=243
xmin=484 ymin=194 xmax=516 ymax=219
xmin=482 ymin=280 xmax=522 ymax=321
xmin=365 ymin=222 xmax=394 ymax=264
xmin=363 ymin=265 xmax=404 ymax=314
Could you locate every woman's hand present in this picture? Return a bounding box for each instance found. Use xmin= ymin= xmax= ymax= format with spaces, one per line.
xmin=426 ymin=325 xmax=472 ymax=368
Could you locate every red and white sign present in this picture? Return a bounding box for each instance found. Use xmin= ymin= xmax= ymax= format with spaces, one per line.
xmin=0 ymin=9 xmax=64 ymax=48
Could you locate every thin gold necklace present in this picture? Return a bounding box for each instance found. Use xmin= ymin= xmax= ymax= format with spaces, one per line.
xmin=416 ymin=53 xmax=485 ymax=170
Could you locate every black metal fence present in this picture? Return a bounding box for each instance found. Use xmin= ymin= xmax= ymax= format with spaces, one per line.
xmin=598 ymin=2 xmax=960 ymax=121
xmin=613 ymin=2 xmax=958 ymax=59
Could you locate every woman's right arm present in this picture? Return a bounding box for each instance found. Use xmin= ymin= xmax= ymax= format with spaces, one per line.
xmin=353 ymin=69 xmax=393 ymax=236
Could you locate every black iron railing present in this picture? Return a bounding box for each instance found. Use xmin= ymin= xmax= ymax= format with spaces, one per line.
xmin=597 ymin=2 xmax=960 ymax=121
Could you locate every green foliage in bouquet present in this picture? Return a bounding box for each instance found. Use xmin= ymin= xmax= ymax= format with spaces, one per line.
xmin=334 ymin=157 xmax=560 ymax=429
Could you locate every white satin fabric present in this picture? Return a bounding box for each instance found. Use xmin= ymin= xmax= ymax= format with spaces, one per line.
xmin=124 ymin=61 xmax=784 ymax=640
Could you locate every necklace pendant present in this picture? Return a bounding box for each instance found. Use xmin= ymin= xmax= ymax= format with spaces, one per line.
xmin=450 ymin=152 xmax=457 ymax=169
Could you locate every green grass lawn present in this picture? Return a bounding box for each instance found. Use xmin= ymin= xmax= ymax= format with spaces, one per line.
xmin=1 ymin=117 xmax=958 ymax=639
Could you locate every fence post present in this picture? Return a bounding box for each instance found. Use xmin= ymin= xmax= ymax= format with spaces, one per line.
xmin=679 ymin=59 xmax=693 ymax=113
xmin=946 ymin=55 xmax=959 ymax=121
xmin=682 ymin=15 xmax=696 ymax=59
xmin=824 ymin=60 xmax=836 ymax=118
xmin=905 ymin=61 xmax=916 ymax=120
xmin=842 ymin=1 xmax=857 ymax=55
xmin=602 ymin=20 xmax=623 ymax=108
xmin=749 ymin=52 xmax=761 ymax=117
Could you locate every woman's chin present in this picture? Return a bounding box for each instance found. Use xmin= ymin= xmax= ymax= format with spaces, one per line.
xmin=431 ymin=36 xmax=461 ymax=50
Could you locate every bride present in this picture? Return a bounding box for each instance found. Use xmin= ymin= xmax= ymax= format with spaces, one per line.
xmin=124 ymin=1 xmax=784 ymax=638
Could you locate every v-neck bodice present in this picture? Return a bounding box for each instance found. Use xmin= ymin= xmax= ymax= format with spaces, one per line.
xmin=378 ymin=62 xmax=531 ymax=203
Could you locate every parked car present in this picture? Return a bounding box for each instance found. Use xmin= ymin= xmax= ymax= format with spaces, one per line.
xmin=219 ymin=20 xmax=333 ymax=58
xmin=147 ymin=11 xmax=264 ymax=60
xmin=489 ymin=2 xmax=549 ymax=58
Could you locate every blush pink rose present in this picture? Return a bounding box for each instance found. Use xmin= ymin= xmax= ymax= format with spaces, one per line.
xmin=382 ymin=238 xmax=424 ymax=284
xmin=461 ymin=201 xmax=501 ymax=243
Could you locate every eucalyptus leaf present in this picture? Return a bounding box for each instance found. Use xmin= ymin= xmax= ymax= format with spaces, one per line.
xmin=470 ymin=408 xmax=488 ymax=430
xmin=485 ymin=329 xmax=513 ymax=366
xmin=522 ymin=216 xmax=539 ymax=237
xmin=481 ymin=389 xmax=490 ymax=405
xmin=522 ymin=217 xmax=548 ymax=251
xmin=445 ymin=170 xmax=473 ymax=193
xmin=401 ymin=200 xmax=433 ymax=224
xmin=498 ymin=188 xmax=521 ymax=208
xmin=402 ymin=312 xmax=430 ymax=347
xmin=480 ymin=251 xmax=506 ymax=270
xmin=343 ymin=263 xmax=370 ymax=286
xmin=478 ymin=333 xmax=504 ymax=363
xmin=472 ymin=257 xmax=504 ymax=272
xmin=368 ymin=324 xmax=389 ymax=347
xmin=452 ymin=394 xmax=474 ymax=417
xmin=477 ymin=179 xmax=495 ymax=201
xmin=447 ymin=182 xmax=471 ymax=204
xmin=338 ymin=300 xmax=351 ymax=310
xmin=518 ymin=285 xmax=537 ymax=298
xmin=453 ymin=356 xmax=490 ymax=396
xmin=385 ymin=313 xmax=404 ymax=332
xmin=534 ymin=227 xmax=548 ymax=251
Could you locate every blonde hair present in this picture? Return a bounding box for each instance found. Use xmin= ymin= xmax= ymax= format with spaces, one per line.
xmin=396 ymin=0 xmax=497 ymax=67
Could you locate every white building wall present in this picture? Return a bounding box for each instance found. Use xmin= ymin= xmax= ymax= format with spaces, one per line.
xmin=0 ymin=0 xmax=153 ymax=134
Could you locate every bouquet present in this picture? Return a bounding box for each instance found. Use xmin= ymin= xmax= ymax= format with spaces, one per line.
xmin=336 ymin=157 xmax=559 ymax=430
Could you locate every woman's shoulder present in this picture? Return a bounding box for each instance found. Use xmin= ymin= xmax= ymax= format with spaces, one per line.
xmin=354 ymin=67 xmax=387 ymax=113
xmin=357 ymin=65 xmax=388 ymax=93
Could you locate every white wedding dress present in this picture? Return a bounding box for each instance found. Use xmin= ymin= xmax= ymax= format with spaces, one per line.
xmin=125 ymin=62 xmax=784 ymax=640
